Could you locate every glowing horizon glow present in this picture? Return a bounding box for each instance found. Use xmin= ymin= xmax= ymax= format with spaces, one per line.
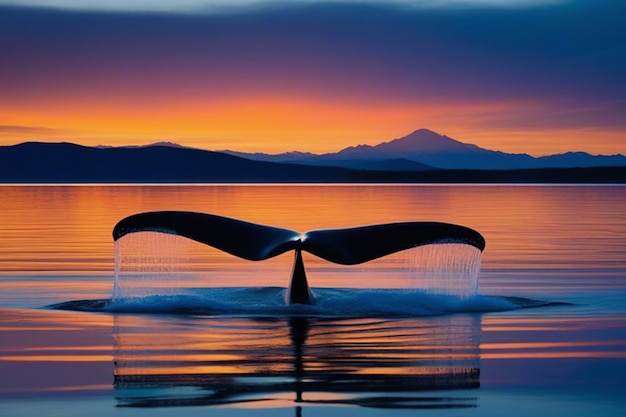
xmin=2 ymin=96 xmax=624 ymax=156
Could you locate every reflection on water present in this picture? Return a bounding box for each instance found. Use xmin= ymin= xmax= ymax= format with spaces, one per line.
xmin=2 ymin=185 xmax=625 ymax=416
xmin=2 ymin=185 xmax=624 ymax=285
xmin=113 ymin=315 xmax=481 ymax=409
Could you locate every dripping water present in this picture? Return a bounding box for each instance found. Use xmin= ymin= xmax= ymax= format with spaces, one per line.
xmin=114 ymin=233 xmax=483 ymax=300
xmin=113 ymin=232 xmax=191 ymax=300
xmin=113 ymin=232 xmax=294 ymax=300
xmin=407 ymin=244 xmax=482 ymax=297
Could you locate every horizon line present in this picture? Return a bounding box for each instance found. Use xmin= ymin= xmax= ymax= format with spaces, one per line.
xmin=2 ymin=129 xmax=626 ymax=158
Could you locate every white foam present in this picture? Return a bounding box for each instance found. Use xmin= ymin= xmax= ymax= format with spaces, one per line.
xmin=105 ymin=287 xmax=526 ymax=317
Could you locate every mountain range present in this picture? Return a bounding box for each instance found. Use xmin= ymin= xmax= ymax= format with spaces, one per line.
xmin=224 ymin=129 xmax=626 ymax=170
xmin=0 ymin=142 xmax=356 ymax=183
xmin=1 ymin=129 xmax=625 ymax=183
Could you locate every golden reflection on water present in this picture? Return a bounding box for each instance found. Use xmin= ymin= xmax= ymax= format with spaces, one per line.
xmin=1 ymin=305 xmax=625 ymax=405
xmin=480 ymin=315 xmax=626 ymax=361
xmin=112 ymin=314 xmax=481 ymax=408
xmin=1 ymin=185 xmax=625 ymax=412
xmin=2 ymin=185 xmax=624 ymax=285
xmin=0 ymin=308 xmax=114 ymax=395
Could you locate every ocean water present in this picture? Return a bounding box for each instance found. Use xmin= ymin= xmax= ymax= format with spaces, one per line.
xmin=0 ymin=184 xmax=625 ymax=416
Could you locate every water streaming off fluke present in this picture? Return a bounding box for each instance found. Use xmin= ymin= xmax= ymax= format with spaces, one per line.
xmin=113 ymin=232 xmax=483 ymax=299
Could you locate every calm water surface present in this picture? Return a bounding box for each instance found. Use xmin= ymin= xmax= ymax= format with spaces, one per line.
xmin=0 ymin=185 xmax=625 ymax=417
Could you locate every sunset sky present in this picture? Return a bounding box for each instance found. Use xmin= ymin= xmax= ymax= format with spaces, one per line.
xmin=1 ymin=0 xmax=624 ymax=156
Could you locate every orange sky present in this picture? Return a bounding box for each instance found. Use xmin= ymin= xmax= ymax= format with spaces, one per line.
xmin=2 ymin=95 xmax=624 ymax=156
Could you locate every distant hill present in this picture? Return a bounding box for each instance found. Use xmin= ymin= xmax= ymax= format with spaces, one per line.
xmin=224 ymin=150 xmax=318 ymax=163
xmin=232 ymin=129 xmax=626 ymax=170
xmin=0 ymin=142 xmax=359 ymax=183
xmin=1 ymin=139 xmax=625 ymax=183
xmin=302 ymin=158 xmax=435 ymax=172
xmin=224 ymin=149 xmax=436 ymax=171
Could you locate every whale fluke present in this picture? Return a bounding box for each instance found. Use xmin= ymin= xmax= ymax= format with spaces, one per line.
xmin=303 ymin=222 xmax=485 ymax=265
xmin=113 ymin=211 xmax=301 ymax=261
xmin=113 ymin=211 xmax=485 ymax=305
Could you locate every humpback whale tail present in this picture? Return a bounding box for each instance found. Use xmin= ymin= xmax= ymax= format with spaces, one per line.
xmin=113 ymin=211 xmax=486 ymax=305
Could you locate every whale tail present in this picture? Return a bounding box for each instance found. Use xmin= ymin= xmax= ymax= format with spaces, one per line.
xmin=113 ymin=211 xmax=486 ymax=305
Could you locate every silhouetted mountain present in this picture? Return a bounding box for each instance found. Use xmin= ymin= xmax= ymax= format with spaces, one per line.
xmin=333 ymin=129 xmax=483 ymax=156
xmin=327 ymin=129 xmax=626 ymax=169
xmin=534 ymin=151 xmax=626 ymax=168
xmin=96 ymin=141 xmax=197 ymax=150
xmin=299 ymin=158 xmax=435 ymax=171
xmin=1 ymin=140 xmax=625 ymax=183
xmin=0 ymin=142 xmax=360 ymax=183
xmin=325 ymin=129 xmax=535 ymax=169
xmin=234 ymin=129 xmax=626 ymax=170
xmin=223 ymin=150 xmax=318 ymax=163
xmin=224 ymin=149 xmax=435 ymax=171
